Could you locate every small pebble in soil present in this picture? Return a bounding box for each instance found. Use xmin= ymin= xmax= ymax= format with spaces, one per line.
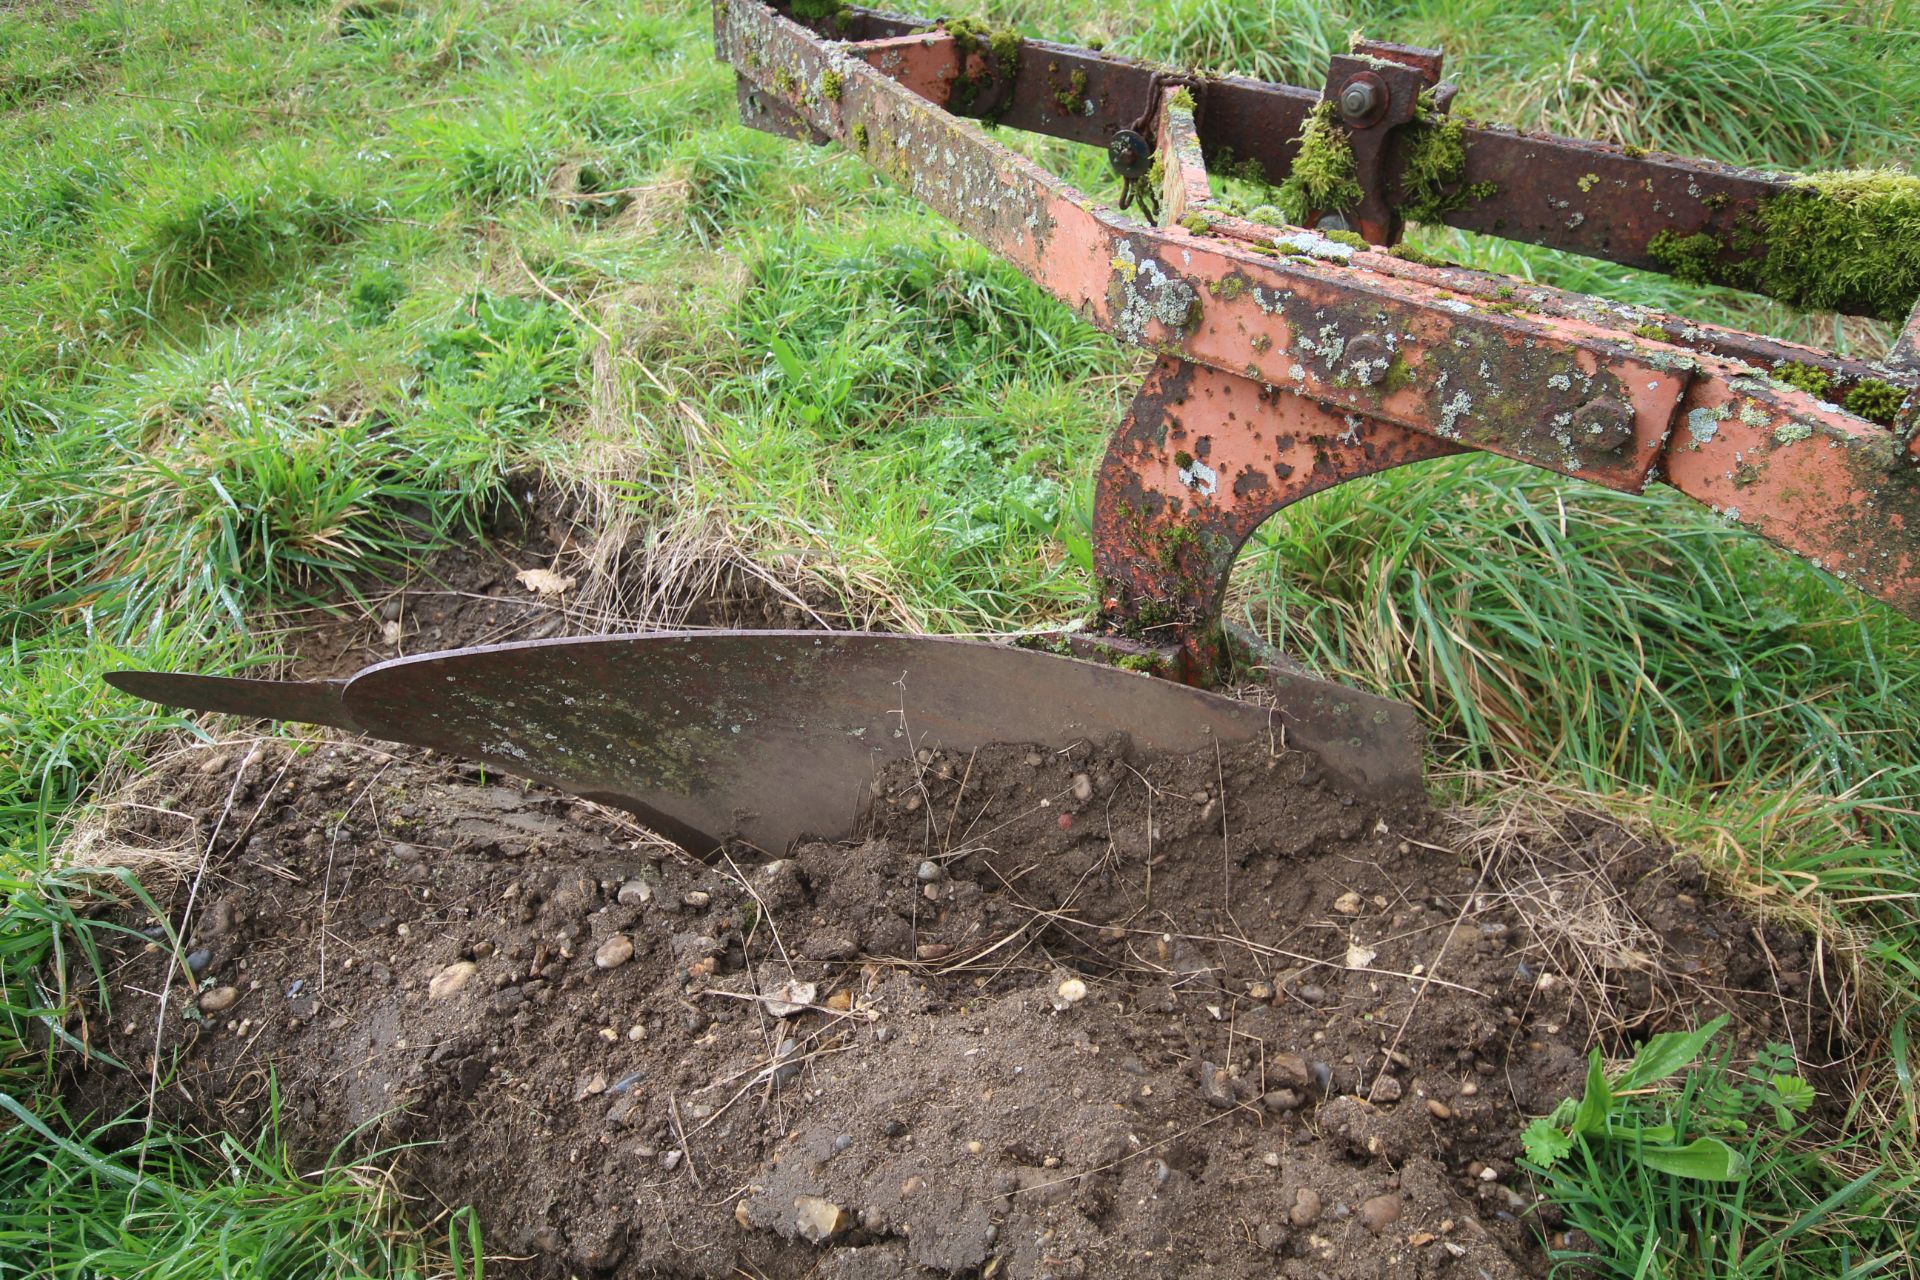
xmin=1261 ymin=1152 xmax=1281 ymax=1168
xmin=1055 ymin=977 xmax=1088 ymax=1005
xmin=1247 ymin=980 xmax=1274 ymax=1001
xmin=1369 ymin=1075 xmax=1403 ymax=1103
xmin=1196 ymin=1060 xmax=1236 ymax=1109
xmin=185 ymin=948 xmax=212 ymax=977
xmin=1427 ymin=1098 xmax=1452 ymax=1119
xmin=1262 ymin=1088 xmax=1303 ymax=1112
xmin=616 ymin=880 xmax=652 ymax=906
xmin=1070 ymin=773 xmax=1093 ymax=802
xmin=1333 ymin=890 xmax=1364 ymax=915
xmin=916 ymin=943 xmax=951 ymax=960
xmin=916 ymin=860 xmax=944 ymax=883
xmin=683 ymin=890 xmax=711 ymax=908
xmin=1360 ymin=1192 xmax=1403 ymax=1234
xmin=594 ymin=935 xmax=635 ymax=969
xmin=427 ymin=962 xmax=476 ymax=1001
xmin=198 ymin=986 xmax=239 ymax=1014
xmin=761 ymin=980 xmax=817 ymax=1018
xmin=1289 ymin=1188 xmax=1322 ymax=1226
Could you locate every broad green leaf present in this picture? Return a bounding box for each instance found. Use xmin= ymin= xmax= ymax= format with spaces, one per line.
xmin=1639 ymin=1137 xmax=1749 ymax=1181
xmin=1618 ymin=1015 xmax=1729 ymax=1091
xmin=1571 ymin=1049 xmax=1612 ymax=1136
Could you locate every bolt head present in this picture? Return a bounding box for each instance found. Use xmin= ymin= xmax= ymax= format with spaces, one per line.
xmin=1338 ymin=79 xmax=1379 ymax=123
xmin=1571 ymin=395 xmax=1635 ymax=451
xmin=1345 ymin=334 xmax=1390 ymax=386
xmin=1106 ymin=129 xmax=1152 ymax=179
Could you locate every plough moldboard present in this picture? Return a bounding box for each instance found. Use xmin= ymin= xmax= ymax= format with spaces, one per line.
xmin=107 ymin=1 xmax=1920 ymax=857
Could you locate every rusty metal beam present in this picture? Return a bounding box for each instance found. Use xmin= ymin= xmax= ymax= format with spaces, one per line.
xmin=767 ymin=2 xmax=1819 ymax=291
xmin=720 ymin=0 xmax=1920 ymax=651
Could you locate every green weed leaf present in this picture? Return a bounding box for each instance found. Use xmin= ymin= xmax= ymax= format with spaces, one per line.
xmin=1618 ymin=1014 xmax=1729 ymax=1092
xmin=1571 ymin=1050 xmax=1613 ymax=1136
xmin=1639 ymin=1137 xmax=1750 ymax=1182
xmin=1522 ymin=1117 xmax=1574 ymax=1168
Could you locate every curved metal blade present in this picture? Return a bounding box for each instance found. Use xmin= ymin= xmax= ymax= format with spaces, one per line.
xmin=110 ymin=631 xmax=1421 ymax=855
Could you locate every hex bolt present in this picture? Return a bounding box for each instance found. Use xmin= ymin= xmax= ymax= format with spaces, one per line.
xmin=1338 ymin=78 xmax=1379 ymax=125
xmin=1571 ymin=395 xmax=1635 ymax=451
xmin=1345 ymin=334 xmax=1390 ymax=386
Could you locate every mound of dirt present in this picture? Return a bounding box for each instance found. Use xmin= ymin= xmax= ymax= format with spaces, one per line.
xmin=71 ymin=730 xmax=1834 ymax=1278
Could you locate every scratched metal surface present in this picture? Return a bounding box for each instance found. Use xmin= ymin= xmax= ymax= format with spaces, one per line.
xmin=111 ymin=632 xmax=1423 ymax=855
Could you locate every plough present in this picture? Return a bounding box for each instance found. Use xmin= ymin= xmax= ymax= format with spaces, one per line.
xmin=110 ymin=1 xmax=1920 ymax=856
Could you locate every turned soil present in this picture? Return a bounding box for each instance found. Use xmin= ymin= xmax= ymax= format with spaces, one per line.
xmin=71 ymin=718 xmax=1840 ymax=1278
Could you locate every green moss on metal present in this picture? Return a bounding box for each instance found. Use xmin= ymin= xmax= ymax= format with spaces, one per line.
xmin=1388 ymin=243 xmax=1448 ymax=266
xmin=790 ymin=0 xmax=847 ymax=18
xmin=1746 ymin=171 xmax=1920 ymax=321
xmin=1844 ymin=378 xmax=1905 ymax=425
xmin=1276 ymin=103 xmax=1362 ymax=224
xmin=946 ymin=18 xmax=1021 ymax=79
xmin=1380 ymin=351 xmax=1414 ymax=394
xmin=1171 ymin=87 xmax=1196 ymax=112
xmin=1646 ymin=229 xmax=1727 ymax=285
xmin=1053 ymin=68 xmax=1089 ymax=113
xmin=1772 ymin=361 xmax=1833 ymax=398
xmin=1649 ymin=170 xmax=1920 ymax=321
xmin=1396 ymin=111 xmax=1498 ymax=225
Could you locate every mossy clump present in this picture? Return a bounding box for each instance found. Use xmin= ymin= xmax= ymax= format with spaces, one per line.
xmin=1747 ymin=171 xmax=1920 ymax=321
xmin=1178 ymin=213 xmax=1211 ymax=235
xmin=1648 ymin=170 xmax=1920 ymax=322
xmin=1053 ymin=68 xmax=1089 ymax=114
xmin=1646 ymin=229 xmax=1727 ymax=286
xmin=1631 ymin=323 xmax=1669 ymax=341
xmin=1275 ymin=103 xmax=1362 ymax=225
xmin=1396 ymin=112 xmax=1498 ymax=225
xmin=1388 ymin=242 xmax=1448 ymax=267
xmin=851 ymin=121 xmax=869 ymax=152
xmin=1772 ymin=361 xmax=1833 ymax=399
xmin=1115 ymin=652 xmax=1165 ymax=675
xmin=819 ymin=69 xmax=843 ymax=101
xmin=946 ymin=18 xmax=1020 ymax=80
xmin=789 ymin=0 xmax=848 ymax=19
xmin=1379 ymin=351 xmax=1414 ymax=394
xmin=1323 ymin=228 xmax=1369 ymax=251
xmin=1171 ymin=87 xmax=1196 ymax=112
xmin=1843 ymin=379 xmax=1906 ymax=426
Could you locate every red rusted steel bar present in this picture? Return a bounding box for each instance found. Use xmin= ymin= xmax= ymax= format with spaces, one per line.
xmin=717 ymin=0 xmax=1920 ymax=679
xmin=759 ymin=3 xmax=1828 ymax=289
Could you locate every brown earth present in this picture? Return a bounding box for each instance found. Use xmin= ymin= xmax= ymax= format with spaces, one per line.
xmin=69 ymin=717 xmax=1839 ymax=1278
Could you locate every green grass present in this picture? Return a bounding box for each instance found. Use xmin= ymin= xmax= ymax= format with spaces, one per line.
xmin=1 ymin=0 xmax=1917 ymax=1273
xmin=1520 ymin=1019 xmax=1918 ymax=1278
xmin=0 ymin=1088 xmax=484 ymax=1279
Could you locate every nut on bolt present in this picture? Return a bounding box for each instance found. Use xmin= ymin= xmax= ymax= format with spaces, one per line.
xmin=1345 ymin=334 xmax=1390 ymax=386
xmin=1336 ymin=73 xmax=1388 ymax=127
xmin=1571 ymin=395 xmax=1635 ymax=451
